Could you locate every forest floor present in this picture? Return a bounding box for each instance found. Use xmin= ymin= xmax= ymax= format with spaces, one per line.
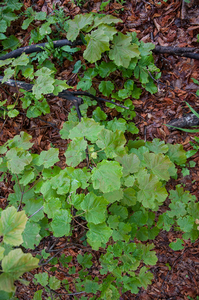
xmin=1 ymin=0 xmax=199 ymax=299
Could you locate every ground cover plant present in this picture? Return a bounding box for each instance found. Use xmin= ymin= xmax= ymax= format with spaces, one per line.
xmin=0 ymin=0 xmax=199 ymax=299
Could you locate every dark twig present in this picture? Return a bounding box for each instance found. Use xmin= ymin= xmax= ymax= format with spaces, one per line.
xmin=0 ymin=39 xmax=82 ymax=60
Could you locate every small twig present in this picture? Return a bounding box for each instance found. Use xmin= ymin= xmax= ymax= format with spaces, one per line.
xmin=28 ymin=206 xmax=44 ymax=219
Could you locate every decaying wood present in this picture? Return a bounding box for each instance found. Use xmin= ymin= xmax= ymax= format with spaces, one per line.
xmin=167 ymin=112 xmax=199 ymax=130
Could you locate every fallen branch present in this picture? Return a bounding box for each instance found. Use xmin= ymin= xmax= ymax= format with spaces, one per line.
xmin=167 ymin=113 xmax=199 ymax=130
xmin=0 ymin=76 xmax=128 ymax=121
xmin=0 ymin=39 xmax=82 ymax=60
xmin=1 ymin=41 xmax=199 ymax=61
xmin=153 ymin=46 xmax=199 ymax=60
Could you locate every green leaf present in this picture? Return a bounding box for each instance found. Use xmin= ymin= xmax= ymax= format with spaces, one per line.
xmin=177 ymin=216 xmax=194 ymax=232
xmin=49 ymin=276 xmax=61 ymax=290
xmin=2 ymin=35 xmax=20 ymax=50
xmin=69 ymin=118 xmax=104 ymax=143
xmin=81 ymin=192 xmax=108 ymax=224
xmin=139 ymin=41 xmax=155 ymax=56
xmin=143 ymin=152 xmax=173 ymax=181
xmin=121 ymin=188 xmax=137 ymax=206
xmin=72 ymin=60 xmax=82 ymax=73
xmin=137 ymin=169 xmax=167 ymax=210
xmin=34 ymin=273 xmax=48 ymax=286
xmin=91 ymin=160 xmax=123 ymax=193
xmin=51 ymin=209 xmax=72 ymax=237
xmin=169 ymin=238 xmax=184 ymax=251
xmin=140 ymin=244 xmax=158 ymax=265
xmin=104 ymin=189 xmax=123 ymax=203
xmin=67 ymin=14 xmax=94 ymax=41
xmin=23 ymin=197 xmax=44 ymax=222
xmin=145 ymin=138 xmax=168 ymax=154
xmin=32 ymin=68 xmax=55 ymax=99
xmin=34 ymin=148 xmax=59 ymax=168
xmin=22 ymin=221 xmax=41 ymax=249
xmin=167 ymin=144 xmax=187 ymax=165
xmin=99 ymin=81 xmax=114 ymax=97
xmin=2 ymin=67 xmax=15 ymax=83
xmin=0 ymin=273 xmax=15 ymax=293
xmin=109 ymin=203 xmax=128 ymax=220
xmin=0 ymin=20 xmax=7 ymax=33
xmin=7 ymin=109 xmax=19 ymax=118
xmin=84 ymin=280 xmax=99 ymax=293
xmin=98 ymin=61 xmax=116 ymax=78
xmin=106 ymin=118 xmax=126 ymax=133
xmin=0 ymin=206 xmax=27 ymax=246
xmin=92 ymin=107 xmax=107 ymax=122
xmin=77 ymin=253 xmax=93 ymax=268
xmin=0 ymin=33 xmax=6 ymax=40
xmin=33 ymin=290 xmax=43 ymax=300
xmin=138 ymin=266 xmax=153 ymax=289
xmin=44 ymin=198 xmax=61 ymax=219
xmin=109 ymin=33 xmax=140 ymax=68
xmin=0 ymin=247 xmax=5 ymax=260
xmin=116 ymin=153 xmax=140 ymax=176
xmin=12 ymin=53 xmax=29 ymax=67
xmin=64 ymin=137 xmax=87 ymax=167
xmin=53 ymin=79 xmax=70 ymax=95
xmin=60 ymin=118 xmax=78 ymax=140
xmin=84 ymin=29 xmax=110 ymax=63
xmin=19 ymin=169 xmax=35 ymax=186
xmin=87 ymin=222 xmax=112 ymax=250
xmin=96 ymin=129 xmax=126 ymax=158
xmin=92 ymin=14 xmax=122 ymax=28
xmin=112 ymin=222 xmax=131 ymax=242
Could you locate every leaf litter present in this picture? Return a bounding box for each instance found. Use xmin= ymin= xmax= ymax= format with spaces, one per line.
xmin=1 ymin=0 xmax=199 ymax=299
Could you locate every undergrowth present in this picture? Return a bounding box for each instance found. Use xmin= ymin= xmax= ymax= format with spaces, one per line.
xmin=0 ymin=1 xmax=199 ymax=299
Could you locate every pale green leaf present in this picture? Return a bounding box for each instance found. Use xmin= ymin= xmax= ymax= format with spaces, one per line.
xmin=91 ymin=160 xmax=123 ymax=193
xmin=143 ymin=152 xmax=173 ymax=181
xmin=34 ymin=273 xmax=48 ymax=286
xmin=145 ymin=138 xmax=168 ymax=154
xmin=0 ymin=206 xmax=27 ymax=246
xmin=116 ymin=153 xmax=140 ymax=176
xmin=49 ymin=276 xmax=61 ymax=290
xmin=84 ymin=29 xmax=110 ymax=63
xmin=34 ymin=148 xmax=59 ymax=168
xmin=96 ymin=129 xmax=126 ymax=158
xmin=64 ymin=137 xmax=87 ymax=167
xmin=109 ymin=33 xmax=140 ymax=68
xmin=53 ymin=79 xmax=71 ymax=95
xmin=67 ymin=14 xmax=94 ymax=41
xmin=81 ymin=192 xmax=108 ymax=224
xmin=69 ymin=118 xmax=104 ymax=143
xmin=12 ymin=53 xmax=29 ymax=67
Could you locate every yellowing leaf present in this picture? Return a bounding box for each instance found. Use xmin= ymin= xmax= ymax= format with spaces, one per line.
xmin=0 ymin=207 xmax=27 ymax=246
xmin=0 ymin=249 xmax=39 ymax=292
